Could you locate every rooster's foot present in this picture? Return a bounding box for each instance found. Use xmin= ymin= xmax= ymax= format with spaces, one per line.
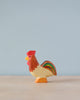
xmin=35 ymin=77 xmax=47 ymax=83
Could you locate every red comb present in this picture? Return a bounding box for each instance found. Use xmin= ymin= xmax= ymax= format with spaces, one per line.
xmin=27 ymin=50 xmax=36 ymax=56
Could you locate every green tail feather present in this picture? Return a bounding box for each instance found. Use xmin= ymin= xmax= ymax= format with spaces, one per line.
xmin=41 ymin=61 xmax=57 ymax=75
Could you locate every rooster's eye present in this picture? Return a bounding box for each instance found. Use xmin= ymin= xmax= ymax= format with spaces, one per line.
xmin=29 ymin=56 xmax=31 ymax=57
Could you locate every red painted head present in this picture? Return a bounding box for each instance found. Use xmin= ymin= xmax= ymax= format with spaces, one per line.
xmin=25 ymin=50 xmax=36 ymax=65
xmin=27 ymin=50 xmax=36 ymax=56
xmin=25 ymin=50 xmax=39 ymax=72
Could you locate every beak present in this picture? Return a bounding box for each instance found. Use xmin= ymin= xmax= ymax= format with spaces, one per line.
xmin=25 ymin=56 xmax=29 ymax=61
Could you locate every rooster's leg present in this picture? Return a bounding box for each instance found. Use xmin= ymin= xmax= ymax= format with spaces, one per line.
xmin=35 ymin=77 xmax=47 ymax=83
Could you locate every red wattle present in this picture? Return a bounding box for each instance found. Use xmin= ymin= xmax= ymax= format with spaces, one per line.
xmin=27 ymin=61 xmax=29 ymax=65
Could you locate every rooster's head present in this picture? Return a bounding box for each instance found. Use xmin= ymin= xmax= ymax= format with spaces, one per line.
xmin=25 ymin=50 xmax=36 ymax=65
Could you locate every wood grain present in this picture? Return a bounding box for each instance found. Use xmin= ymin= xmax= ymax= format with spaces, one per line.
xmin=0 ymin=76 xmax=80 ymax=100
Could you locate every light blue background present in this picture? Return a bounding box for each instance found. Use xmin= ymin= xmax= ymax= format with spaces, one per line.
xmin=0 ymin=0 xmax=80 ymax=75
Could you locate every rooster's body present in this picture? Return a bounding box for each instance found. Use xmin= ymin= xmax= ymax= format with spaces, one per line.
xmin=25 ymin=50 xmax=57 ymax=83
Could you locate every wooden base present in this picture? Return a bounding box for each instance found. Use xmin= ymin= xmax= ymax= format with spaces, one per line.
xmin=35 ymin=77 xmax=47 ymax=83
xmin=0 ymin=76 xmax=80 ymax=100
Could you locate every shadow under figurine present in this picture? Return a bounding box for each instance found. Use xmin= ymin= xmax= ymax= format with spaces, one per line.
xmin=25 ymin=50 xmax=57 ymax=83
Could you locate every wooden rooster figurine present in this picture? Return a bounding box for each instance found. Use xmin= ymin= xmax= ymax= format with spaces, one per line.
xmin=25 ymin=50 xmax=57 ymax=83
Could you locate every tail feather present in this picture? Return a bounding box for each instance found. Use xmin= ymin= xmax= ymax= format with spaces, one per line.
xmin=41 ymin=60 xmax=57 ymax=75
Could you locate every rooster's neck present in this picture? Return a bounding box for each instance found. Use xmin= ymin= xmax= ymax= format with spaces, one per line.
xmin=29 ymin=55 xmax=39 ymax=72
